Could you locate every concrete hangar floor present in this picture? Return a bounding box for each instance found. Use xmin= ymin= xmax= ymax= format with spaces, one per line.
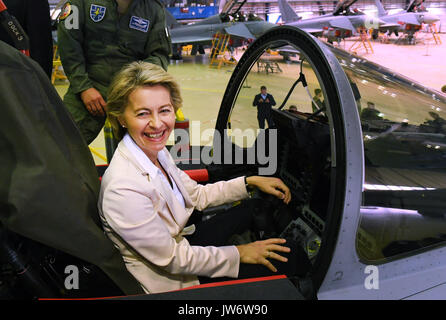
xmin=53 ymin=32 xmax=446 ymax=165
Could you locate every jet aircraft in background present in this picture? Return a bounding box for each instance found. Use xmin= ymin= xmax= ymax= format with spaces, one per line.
xmin=165 ymin=7 xmax=274 ymax=59
xmin=372 ymin=0 xmax=440 ymax=43
xmin=277 ymin=0 xmax=386 ymax=43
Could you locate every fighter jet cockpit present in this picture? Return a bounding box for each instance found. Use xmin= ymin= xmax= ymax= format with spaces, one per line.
xmin=210 ymin=26 xmax=355 ymax=293
xmin=211 ymin=25 xmax=446 ymax=298
xmin=227 ymin=50 xmax=332 ymax=254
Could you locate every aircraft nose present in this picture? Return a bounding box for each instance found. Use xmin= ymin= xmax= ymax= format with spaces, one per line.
xmin=422 ymin=14 xmax=440 ymax=24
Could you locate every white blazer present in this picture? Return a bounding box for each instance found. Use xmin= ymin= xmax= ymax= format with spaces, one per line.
xmin=98 ymin=139 xmax=249 ymax=294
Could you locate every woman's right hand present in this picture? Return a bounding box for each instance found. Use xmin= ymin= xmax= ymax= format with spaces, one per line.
xmin=245 ymin=176 xmax=291 ymax=204
xmin=236 ymin=238 xmax=290 ymax=273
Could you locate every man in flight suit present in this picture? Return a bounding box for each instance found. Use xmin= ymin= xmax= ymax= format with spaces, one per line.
xmin=58 ymin=0 xmax=171 ymax=144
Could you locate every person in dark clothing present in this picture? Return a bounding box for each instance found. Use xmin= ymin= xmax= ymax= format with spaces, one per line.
xmin=360 ymin=101 xmax=383 ymax=121
xmin=0 ymin=0 xmax=53 ymax=79
xmin=311 ymin=88 xmax=325 ymax=113
xmin=287 ymin=105 xmax=298 ymax=114
xmin=426 ymin=111 xmax=446 ymax=133
xmin=252 ymin=86 xmax=276 ymax=129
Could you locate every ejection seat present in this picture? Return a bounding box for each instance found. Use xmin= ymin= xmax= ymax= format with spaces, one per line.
xmin=0 ymin=40 xmax=144 ymax=299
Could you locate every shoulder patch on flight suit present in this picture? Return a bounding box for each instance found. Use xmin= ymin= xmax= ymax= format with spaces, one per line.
xmin=90 ymin=4 xmax=106 ymax=22
xmin=59 ymin=2 xmax=72 ymax=21
xmin=129 ymin=16 xmax=150 ymax=33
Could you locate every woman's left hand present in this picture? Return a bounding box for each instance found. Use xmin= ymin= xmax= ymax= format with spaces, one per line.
xmin=246 ymin=176 xmax=291 ymax=204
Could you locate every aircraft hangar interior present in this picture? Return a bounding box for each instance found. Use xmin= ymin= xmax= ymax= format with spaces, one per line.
xmin=1 ymin=0 xmax=446 ymax=302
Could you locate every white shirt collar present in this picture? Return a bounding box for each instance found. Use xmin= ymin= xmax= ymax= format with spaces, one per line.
xmin=122 ymin=133 xmax=185 ymax=208
xmin=123 ymin=132 xmax=161 ymax=178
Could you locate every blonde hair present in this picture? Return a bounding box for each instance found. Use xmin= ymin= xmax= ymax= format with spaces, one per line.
xmin=106 ymin=61 xmax=182 ymax=141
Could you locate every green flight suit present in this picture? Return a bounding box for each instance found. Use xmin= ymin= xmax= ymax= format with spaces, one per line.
xmin=58 ymin=0 xmax=171 ymax=144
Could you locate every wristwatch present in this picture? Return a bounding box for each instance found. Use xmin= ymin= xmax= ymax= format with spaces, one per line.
xmin=244 ymin=176 xmax=254 ymax=194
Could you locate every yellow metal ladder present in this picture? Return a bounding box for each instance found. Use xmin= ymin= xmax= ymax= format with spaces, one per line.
xmin=51 ymin=45 xmax=67 ymax=84
xmin=209 ymin=32 xmax=237 ymax=69
xmin=427 ymin=23 xmax=442 ymax=45
xmin=349 ymin=28 xmax=374 ymax=55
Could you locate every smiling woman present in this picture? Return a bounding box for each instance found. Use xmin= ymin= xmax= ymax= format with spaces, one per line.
xmin=106 ymin=61 xmax=182 ymax=143
xmin=118 ymin=85 xmax=176 ymax=164
xmin=98 ymin=61 xmax=310 ymax=294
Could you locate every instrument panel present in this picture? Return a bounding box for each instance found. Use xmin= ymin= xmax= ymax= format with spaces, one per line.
xmin=272 ymin=109 xmax=332 ymax=261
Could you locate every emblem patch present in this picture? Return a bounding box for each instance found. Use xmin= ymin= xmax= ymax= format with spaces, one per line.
xmin=129 ymin=16 xmax=150 ymax=32
xmin=59 ymin=2 xmax=72 ymax=21
xmin=90 ymin=4 xmax=106 ymax=22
